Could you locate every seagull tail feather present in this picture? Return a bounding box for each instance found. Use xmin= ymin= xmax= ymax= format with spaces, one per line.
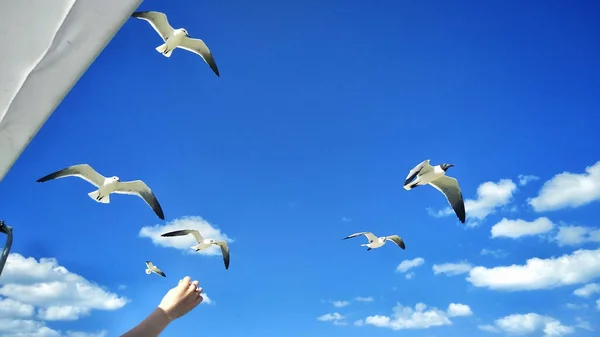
xmin=88 ymin=190 xmax=110 ymax=204
xmin=155 ymin=43 xmax=173 ymax=57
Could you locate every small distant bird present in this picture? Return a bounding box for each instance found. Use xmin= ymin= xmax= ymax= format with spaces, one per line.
xmin=343 ymin=232 xmax=406 ymax=251
xmin=36 ymin=164 xmax=165 ymax=220
xmin=161 ymin=229 xmax=230 ymax=270
xmin=403 ymin=159 xmax=466 ymax=223
xmin=145 ymin=261 xmax=166 ymax=277
xmin=131 ymin=11 xmax=220 ymax=77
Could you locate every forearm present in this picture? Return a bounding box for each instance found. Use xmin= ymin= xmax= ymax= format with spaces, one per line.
xmin=120 ymin=307 xmax=172 ymax=337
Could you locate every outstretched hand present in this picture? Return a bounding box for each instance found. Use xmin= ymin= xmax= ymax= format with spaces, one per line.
xmin=158 ymin=276 xmax=203 ymax=321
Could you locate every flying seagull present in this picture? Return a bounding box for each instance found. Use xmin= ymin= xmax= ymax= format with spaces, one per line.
xmin=343 ymin=231 xmax=406 ymax=251
xmin=145 ymin=261 xmax=166 ymax=277
xmin=131 ymin=11 xmax=220 ymax=77
xmin=36 ymin=164 xmax=165 ymax=220
xmin=160 ymin=229 xmax=230 ymax=270
xmin=403 ymin=159 xmax=466 ymax=223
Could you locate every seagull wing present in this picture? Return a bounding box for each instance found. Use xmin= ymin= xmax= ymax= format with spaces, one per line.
xmin=429 ymin=175 xmax=466 ymax=223
xmin=215 ymin=241 xmax=230 ymax=270
xmin=145 ymin=261 xmax=154 ymax=269
xmin=153 ymin=265 xmax=167 ymax=277
xmin=404 ymin=159 xmax=432 ymax=186
xmin=178 ymin=37 xmax=220 ymax=77
xmin=113 ymin=180 xmax=165 ymax=220
xmin=385 ymin=235 xmax=406 ymax=250
xmin=36 ymin=164 xmax=105 ymax=187
xmin=131 ymin=11 xmax=174 ymax=41
xmin=343 ymin=231 xmax=377 ymax=242
xmin=161 ymin=229 xmax=204 ymax=243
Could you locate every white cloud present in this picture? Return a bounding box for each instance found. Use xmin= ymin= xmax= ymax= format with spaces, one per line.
xmin=354 ymin=296 xmax=374 ymax=303
xmin=481 ymin=248 xmax=509 ymax=258
xmin=396 ymin=257 xmax=425 ymax=273
xmin=555 ymin=226 xmax=600 ymax=247
xmin=447 ymin=303 xmax=472 ymax=317
xmin=430 ymin=179 xmax=517 ymax=226
xmin=354 ymin=319 xmax=365 ymax=326
xmin=575 ymin=317 xmax=592 ymax=331
xmin=0 ymin=298 xmax=35 ymax=319
xmin=405 ymin=272 xmax=415 ymax=280
xmin=361 ymin=302 xmax=471 ymax=330
xmin=529 ymin=161 xmax=600 ymax=212
xmin=317 ymin=312 xmax=347 ymax=326
xmin=596 ymin=299 xmax=600 ymax=310
xmin=478 ymin=324 xmax=499 ymax=333
xmin=565 ymin=303 xmax=587 ymax=310
xmin=201 ymin=293 xmax=213 ymax=305
xmin=117 ymin=285 xmax=127 ymax=290
xmin=518 ymin=174 xmax=540 ymax=186
xmin=341 ymin=217 xmax=352 ymax=222
xmin=432 ymin=261 xmax=473 ymax=276
xmin=491 ymin=217 xmax=554 ymax=239
xmin=573 ymin=283 xmax=600 ymax=298
xmin=480 ymin=313 xmax=574 ymax=337
xmin=467 ymin=248 xmax=600 ymax=291
xmin=0 ymin=253 xmax=125 ymax=337
xmin=139 ymin=216 xmax=232 ymax=256
xmin=331 ymin=300 xmax=350 ymax=308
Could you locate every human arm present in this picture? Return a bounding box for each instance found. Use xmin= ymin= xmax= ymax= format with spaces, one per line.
xmin=120 ymin=276 xmax=204 ymax=337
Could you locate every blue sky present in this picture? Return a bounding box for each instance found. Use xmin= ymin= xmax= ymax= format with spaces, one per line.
xmin=1 ymin=0 xmax=600 ymax=336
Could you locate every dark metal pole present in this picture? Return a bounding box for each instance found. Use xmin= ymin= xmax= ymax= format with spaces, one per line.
xmin=0 ymin=220 xmax=13 ymax=278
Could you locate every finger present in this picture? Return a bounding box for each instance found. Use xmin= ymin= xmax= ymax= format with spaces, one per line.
xmin=186 ymin=280 xmax=199 ymax=295
xmin=195 ymin=294 xmax=204 ymax=304
xmin=195 ymin=286 xmax=203 ymax=295
xmin=179 ymin=276 xmax=191 ymax=289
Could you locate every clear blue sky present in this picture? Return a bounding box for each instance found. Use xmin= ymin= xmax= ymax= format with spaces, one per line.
xmin=1 ymin=0 xmax=600 ymax=336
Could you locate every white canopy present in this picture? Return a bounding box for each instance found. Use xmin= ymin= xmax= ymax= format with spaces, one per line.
xmin=0 ymin=0 xmax=143 ymax=182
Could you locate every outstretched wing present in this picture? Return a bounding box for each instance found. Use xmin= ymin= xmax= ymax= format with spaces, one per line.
xmin=161 ymin=229 xmax=204 ymax=243
xmin=145 ymin=261 xmax=154 ymax=269
xmin=343 ymin=231 xmax=377 ymax=243
xmin=404 ymin=159 xmax=432 ymax=186
xmin=153 ymin=266 xmax=166 ymax=277
xmin=429 ymin=175 xmax=466 ymax=223
xmin=131 ymin=11 xmax=174 ymax=41
xmin=385 ymin=235 xmax=406 ymax=250
xmin=178 ymin=37 xmax=220 ymax=77
xmin=36 ymin=164 xmax=105 ymax=187
xmin=114 ymin=180 xmax=165 ymax=220
xmin=215 ymin=241 xmax=230 ymax=270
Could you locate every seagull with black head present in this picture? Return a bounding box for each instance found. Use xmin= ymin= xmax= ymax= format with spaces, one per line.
xmin=403 ymin=159 xmax=466 ymax=223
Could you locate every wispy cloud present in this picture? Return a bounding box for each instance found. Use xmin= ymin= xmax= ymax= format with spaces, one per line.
xmin=518 ymin=174 xmax=540 ymax=186
xmin=396 ymin=258 xmax=425 ymax=275
xmin=432 ymin=261 xmax=473 ymax=276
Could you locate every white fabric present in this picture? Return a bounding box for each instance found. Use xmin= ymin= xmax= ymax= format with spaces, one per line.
xmin=0 ymin=0 xmax=143 ymax=182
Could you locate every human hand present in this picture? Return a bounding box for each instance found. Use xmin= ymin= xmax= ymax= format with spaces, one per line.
xmin=158 ymin=276 xmax=203 ymax=321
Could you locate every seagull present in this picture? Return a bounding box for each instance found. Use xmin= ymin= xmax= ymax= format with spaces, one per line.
xmin=343 ymin=232 xmax=406 ymax=251
xmin=160 ymin=229 xmax=230 ymax=270
xmin=131 ymin=11 xmax=220 ymax=77
xmin=145 ymin=261 xmax=166 ymax=277
xmin=36 ymin=164 xmax=165 ymax=220
xmin=403 ymin=159 xmax=466 ymax=223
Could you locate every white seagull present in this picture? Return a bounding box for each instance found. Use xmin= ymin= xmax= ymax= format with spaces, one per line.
xmin=343 ymin=232 xmax=406 ymax=251
xmin=36 ymin=164 xmax=165 ymax=220
xmin=131 ymin=11 xmax=220 ymax=76
xmin=161 ymin=229 xmax=230 ymax=270
xmin=145 ymin=261 xmax=166 ymax=277
xmin=403 ymin=159 xmax=466 ymax=223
